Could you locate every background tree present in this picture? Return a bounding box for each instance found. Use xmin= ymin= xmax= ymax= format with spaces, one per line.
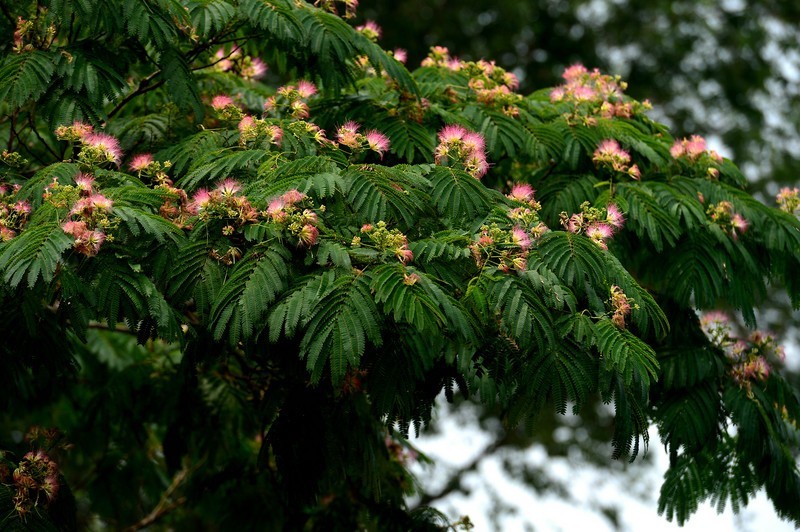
xmin=0 ymin=1 xmax=799 ymax=530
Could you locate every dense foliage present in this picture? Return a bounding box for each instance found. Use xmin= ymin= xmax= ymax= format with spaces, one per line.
xmin=1 ymin=1 xmax=798 ymax=529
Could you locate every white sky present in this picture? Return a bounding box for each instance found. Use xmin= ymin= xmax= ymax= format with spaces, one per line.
xmin=408 ymin=399 xmax=796 ymax=531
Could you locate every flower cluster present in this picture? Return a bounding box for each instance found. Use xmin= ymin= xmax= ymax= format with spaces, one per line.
xmin=700 ymin=311 xmax=787 ymax=394
xmin=353 ymin=221 xmax=413 ymax=264
xmin=263 ymin=81 xmax=318 ymax=120
xmin=776 ymin=187 xmax=800 ymax=215
xmin=46 ymin=174 xmax=114 ymax=257
xmin=434 ymin=125 xmax=489 ymax=178
xmin=190 ymin=178 xmax=259 ymax=234
xmin=11 ymin=14 xmax=56 ymax=53
xmin=384 ymin=434 xmax=418 ymax=466
xmin=213 ymin=45 xmax=267 ymax=80
xmin=592 ymin=139 xmax=640 ymax=180
xmin=128 ymin=153 xmax=172 ymax=177
xmin=356 ymin=20 xmax=381 ymax=41
xmin=314 ymin=0 xmax=358 ymax=19
xmin=238 ymin=116 xmax=283 ymax=147
xmin=264 ymin=189 xmax=322 ymax=247
xmin=421 ymin=46 xmax=521 ymax=114
xmin=560 ymin=202 xmax=625 ymax=250
xmin=707 ymin=201 xmax=748 ymax=240
xmin=0 ymin=184 xmax=30 ymax=241
xmin=1 ymin=449 xmax=60 ymax=520
xmin=334 ymin=121 xmax=391 ymax=158
xmin=609 ymin=285 xmax=637 ymax=329
xmin=55 ymin=122 xmax=122 ymax=167
xmin=469 ymin=185 xmax=548 ymax=272
xmin=550 ymin=64 xmax=651 ymax=123
xmin=1 ymin=149 xmax=28 ymax=168
xmin=670 ymin=135 xmax=723 ymax=178
xmin=210 ymin=94 xmax=245 ymax=121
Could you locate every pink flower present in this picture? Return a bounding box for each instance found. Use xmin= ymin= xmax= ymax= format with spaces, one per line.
xmin=0 ymin=227 xmax=15 ymax=241
xmin=13 ymin=200 xmax=31 ymax=215
xmin=297 ymin=224 xmax=319 ymax=246
xmin=437 ymin=124 xmax=467 ymax=143
xmin=593 ymin=139 xmax=630 ymax=164
xmin=356 ymin=20 xmax=381 ymax=39
xmin=605 ymin=204 xmax=625 ymax=229
xmin=128 ymin=153 xmax=153 ymax=172
xmin=238 ymin=115 xmax=256 ymax=133
xmin=731 ymin=213 xmax=748 ymax=235
xmin=336 ymin=121 xmax=361 ymax=148
xmin=211 ymin=95 xmax=234 ymax=110
xmin=83 ymin=133 xmax=122 ymax=165
xmin=396 ymin=247 xmax=414 ymax=264
xmin=670 ymin=141 xmax=685 ymax=159
xmin=281 ymin=189 xmax=306 ymax=205
xmin=562 ymin=64 xmax=588 ymax=81
xmin=462 ymin=131 xmax=486 ymax=153
xmin=365 ymin=130 xmax=390 ymax=157
xmin=586 ymin=222 xmax=614 ymax=249
xmin=393 ymin=48 xmax=407 ymax=64
xmin=268 ymin=125 xmax=283 ymax=145
xmin=296 ymin=80 xmax=317 ymax=98
xmin=686 ymin=135 xmax=707 ymax=159
xmin=216 ymin=178 xmax=241 ymax=196
xmin=89 ymin=194 xmax=113 ymax=211
xmin=360 ymin=223 xmax=373 ymax=233
xmin=62 ymin=220 xmax=88 ymax=237
xmin=191 ymin=189 xmax=212 ymax=212
xmin=511 ymin=226 xmax=531 ymax=250
xmin=242 ymin=57 xmax=268 ymax=79
xmin=76 ymin=230 xmax=106 ymax=256
xmin=267 ymin=197 xmax=285 ymax=217
xmin=508 ymin=183 xmax=535 ymax=202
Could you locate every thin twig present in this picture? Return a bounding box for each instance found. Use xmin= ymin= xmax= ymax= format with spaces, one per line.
xmin=124 ymin=469 xmax=189 ymax=532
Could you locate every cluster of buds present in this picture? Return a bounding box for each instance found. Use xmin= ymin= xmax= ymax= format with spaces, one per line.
xmin=353 ymin=221 xmax=413 ymax=264
xmin=190 ymin=178 xmax=259 ymax=232
xmin=12 ymin=14 xmax=56 ymax=53
xmin=421 ymin=47 xmax=521 ymax=115
xmin=356 ymin=20 xmax=381 ymax=41
xmin=670 ymin=135 xmax=723 ymax=179
xmin=707 ymin=201 xmax=748 ymax=240
xmin=470 ymin=188 xmax=548 ymax=272
xmin=152 ymin=174 xmax=194 ymax=230
xmin=128 ymin=153 xmax=171 ymax=177
xmin=314 ymin=0 xmax=358 ymax=18
xmin=0 ymin=184 xmax=30 ymax=241
xmin=212 ymin=45 xmax=267 ymax=80
xmin=210 ymin=94 xmax=244 ymax=121
xmin=421 ymin=45 xmax=463 ymax=71
xmin=384 ymin=434 xmax=418 ymax=466
xmin=1 ymin=149 xmax=28 ymax=168
xmin=55 ymin=122 xmax=123 ymax=167
xmin=550 ymin=64 xmax=651 ymax=123
xmin=45 ymin=174 xmax=114 ymax=257
xmin=700 ymin=311 xmax=786 ymax=394
xmin=334 ymin=121 xmax=391 ymax=158
xmin=434 ymin=125 xmax=489 ymax=178
xmin=608 ymin=285 xmax=637 ymax=329
xmin=237 ymin=116 xmax=283 ymax=147
xmin=592 ymin=139 xmax=640 ymax=180
xmin=263 ymin=81 xmax=318 ymax=120
xmin=776 ymin=187 xmax=800 ymax=215
xmin=2 ymin=450 xmax=60 ymax=519
xmin=560 ymin=202 xmax=625 ymax=250
xmin=265 ymin=189 xmax=322 ymax=247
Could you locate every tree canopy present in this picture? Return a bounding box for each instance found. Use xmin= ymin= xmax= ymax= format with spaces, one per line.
xmin=0 ymin=1 xmax=798 ymax=530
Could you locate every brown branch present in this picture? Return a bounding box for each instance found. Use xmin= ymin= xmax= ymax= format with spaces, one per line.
xmin=124 ymin=469 xmax=189 ymax=532
xmin=107 ymin=73 xmax=164 ymax=119
xmin=411 ymin=433 xmax=511 ymax=509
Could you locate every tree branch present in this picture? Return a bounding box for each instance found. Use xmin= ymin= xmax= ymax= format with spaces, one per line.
xmin=411 ymin=433 xmax=511 ymax=509
xmin=124 ymin=469 xmax=188 ymax=532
